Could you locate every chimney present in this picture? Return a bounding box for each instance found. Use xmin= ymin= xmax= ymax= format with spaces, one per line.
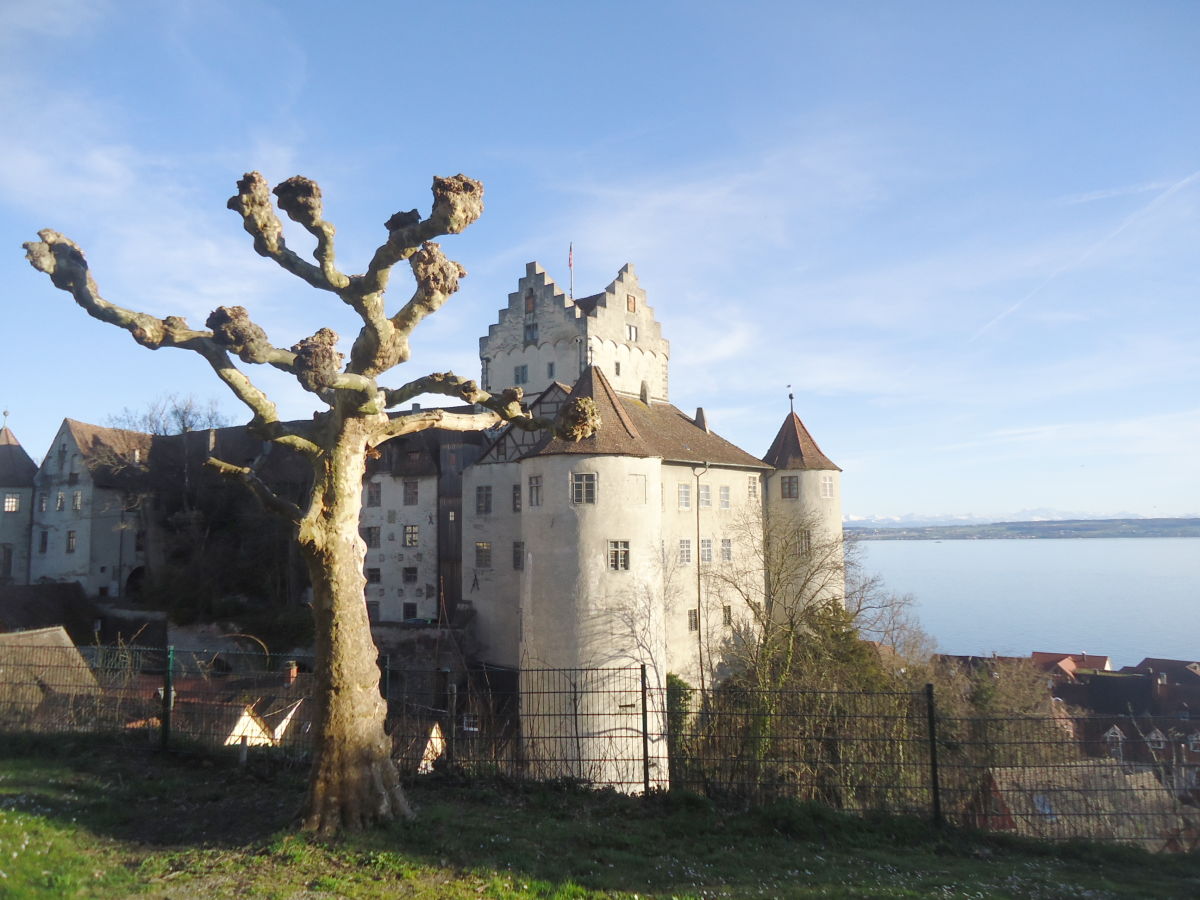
xmin=694 ymin=407 xmax=709 ymax=433
xmin=411 ymin=402 xmax=421 ymax=412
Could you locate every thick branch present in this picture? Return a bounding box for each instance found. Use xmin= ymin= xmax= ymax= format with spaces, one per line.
xmin=205 ymin=456 xmax=303 ymax=522
xmin=273 ymin=176 xmax=350 ymax=290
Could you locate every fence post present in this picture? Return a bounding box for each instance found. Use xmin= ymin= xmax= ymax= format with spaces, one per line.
xmin=161 ymin=644 xmax=174 ymax=751
xmin=925 ymin=682 xmax=943 ymax=828
xmin=640 ymin=664 xmax=651 ymax=794
xmin=447 ymin=681 xmax=458 ymax=766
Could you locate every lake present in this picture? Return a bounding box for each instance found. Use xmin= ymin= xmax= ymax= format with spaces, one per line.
xmin=858 ymin=537 xmax=1200 ymax=669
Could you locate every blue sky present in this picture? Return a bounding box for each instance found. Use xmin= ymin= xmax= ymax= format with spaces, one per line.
xmin=2 ymin=0 xmax=1197 ymax=520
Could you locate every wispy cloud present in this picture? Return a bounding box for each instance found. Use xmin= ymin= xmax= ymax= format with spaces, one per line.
xmin=1058 ymin=181 xmax=1174 ymax=205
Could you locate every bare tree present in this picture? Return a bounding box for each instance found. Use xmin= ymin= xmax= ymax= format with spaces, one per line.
xmin=24 ymin=171 xmax=597 ymax=833
xmin=107 ymin=393 xmax=231 ymax=435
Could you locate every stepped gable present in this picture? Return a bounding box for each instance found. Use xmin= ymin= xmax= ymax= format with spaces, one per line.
xmin=0 ymin=427 xmax=36 ymax=487
xmin=526 ymin=366 xmax=768 ymax=469
xmin=762 ymin=411 xmax=840 ymax=471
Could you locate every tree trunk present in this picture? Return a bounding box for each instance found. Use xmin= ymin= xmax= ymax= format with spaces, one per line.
xmin=296 ymin=418 xmax=412 ymax=833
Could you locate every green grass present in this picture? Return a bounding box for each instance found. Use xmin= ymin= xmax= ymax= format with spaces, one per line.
xmin=0 ymin=733 xmax=1196 ymax=898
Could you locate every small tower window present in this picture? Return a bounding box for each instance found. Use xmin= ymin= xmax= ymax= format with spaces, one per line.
xmin=820 ymin=474 xmax=835 ymax=499
xmin=781 ymin=476 xmax=799 ymax=499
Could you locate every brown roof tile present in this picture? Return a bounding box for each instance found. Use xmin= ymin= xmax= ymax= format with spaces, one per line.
xmin=0 ymin=427 xmax=36 ymax=487
xmin=762 ymin=412 xmax=840 ymax=471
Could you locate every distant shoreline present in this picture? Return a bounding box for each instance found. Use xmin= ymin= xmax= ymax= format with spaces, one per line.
xmin=845 ymin=517 xmax=1200 ymax=541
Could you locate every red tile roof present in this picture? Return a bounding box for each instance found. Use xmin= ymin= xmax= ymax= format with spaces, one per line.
xmin=762 ymin=412 xmax=840 ymax=471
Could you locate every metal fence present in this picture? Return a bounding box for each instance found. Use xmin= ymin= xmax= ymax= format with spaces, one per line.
xmin=1 ymin=643 xmax=1197 ymax=851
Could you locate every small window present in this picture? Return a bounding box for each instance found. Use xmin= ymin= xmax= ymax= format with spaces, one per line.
xmin=626 ymin=293 xmax=637 ymax=313
xmin=38 ymin=531 xmax=47 ymax=554
xmin=402 ymin=566 xmax=418 ymax=584
xmin=820 ymin=473 xmax=835 ymax=499
xmin=571 ymin=473 xmax=596 ymax=504
xmin=678 ymin=539 xmax=692 ymax=565
xmin=524 ymin=288 xmax=536 ymax=314
xmin=476 ymin=485 xmax=493 ymax=515
xmin=547 ymin=362 xmax=555 ymax=380
xmin=700 ymin=538 xmax=713 ymax=563
xmin=66 ymin=530 xmax=77 ymax=553
xmin=1188 ymin=733 xmax=1200 ymax=753
xmin=366 ymin=567 xmax=382 ymax=584
xmin=524 ymin=322 xmax=538 ymax=343
xmin=528 ymin=475 xmax=543 ymax=507
xmin=608 ymin=540 xmax=630 ymax=571
xmin=721 ymin=538 xmax=732 ymax=561
xmin=514 ymin=365 xmax=529 ymax=385
xmin=748 ymin=476 xmax=759 ymax=501
xmin=2 ymin=493 xmax=19 ymax=513
xmin=362 ymin=526 xmax=381 ymax=549
xmin=513 ymin=541 xmax=525 ymax=570
xmin=475 ymin=541 xmax=492 ymax=568
xmin=71 ymin=490 xmax=83 ymax=511
xmin=38 ymin=494 xmax=47 ymax=513
xmin=687 ymin=608 xmax=699 ymax=632
xmin=511 ymin=484 xmax=522 ymax=513
xmin=403 ymin=480 xmax=418 ymax=505
xmin=719 ymin=486 xmax=730 ymax=509
xmin=614 ymin=361 xmax=621 ymax=376
xmin=56 ymin=492 xmax=66 ymax=511
xmin=781 ymin=475 xmax=799 ymax=499
xmin=1147 ymin=729 xmax=1167 ymax=751
xmin=723 ymin=605 xmax=732 ymax=627
xmin=799 ymin=530 xmax=812 ymax=554
xmin=366 ymin=481 xmax=382 ymax=507
xmin=678 ymin=484 xmax=691 ymax=510
xmin=626 ymin=324 xmax=638 ymax=341
xmin=404 ymin=524 xmax=419 ymax=546
xmin=461 ymin=713 xmax=481 ymax=732
xmin=698 ymin=484 xmax=711 ymax=508
xmin=402 ymin=602 xmax=418 ymax=620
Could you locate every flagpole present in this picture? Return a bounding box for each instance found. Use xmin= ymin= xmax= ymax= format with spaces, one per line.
xmin=568 ymin=242 xmax=574 ymax=301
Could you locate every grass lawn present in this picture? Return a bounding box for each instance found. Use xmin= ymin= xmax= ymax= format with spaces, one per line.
xmin=0 ymin=733 xmax=1196 ymax=898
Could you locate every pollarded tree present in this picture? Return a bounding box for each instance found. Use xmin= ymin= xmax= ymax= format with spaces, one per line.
xmin=24 ymin=172 xmax=598 ymax=834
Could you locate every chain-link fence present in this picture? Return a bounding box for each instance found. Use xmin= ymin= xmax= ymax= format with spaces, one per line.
xmin=1 ymin=643 xmax=1197 ymax=851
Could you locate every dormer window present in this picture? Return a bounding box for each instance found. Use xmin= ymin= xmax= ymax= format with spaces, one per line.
xmin=1105 ymin=725 xmax=1126 ymax=760
xmin=1188 ymin=733 xmax=1200 ymax=753
xmin=1146 ymin=729 xmax=1167 ymax=751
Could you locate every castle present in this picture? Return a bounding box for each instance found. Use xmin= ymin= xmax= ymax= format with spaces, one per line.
xmin=0 ymin=260 xmax=843 ymax=705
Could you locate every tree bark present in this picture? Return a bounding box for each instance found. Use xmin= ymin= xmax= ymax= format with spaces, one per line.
xmin=296 ymin=415 xmax=411 ymax=833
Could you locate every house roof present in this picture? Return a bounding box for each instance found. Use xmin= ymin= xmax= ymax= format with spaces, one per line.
xmin=0 ymin=626 xmax=101 ymax=704
xmin=762 ymin=412 xmax=840 ymax=471
xmin=1128 ymin=658 xmax=1200 ymax=683
xmin=0 ymin=426 xmax=36 ymax=487
xmin=522 ymin=366 xmax=769 ymax=469
xmin=60 ymin=419 xmax=155 ymax=489
xmin=1031 ymin=651 xmax=1113 ymax=676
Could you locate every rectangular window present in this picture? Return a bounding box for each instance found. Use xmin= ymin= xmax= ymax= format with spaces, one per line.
xmin=698 ymin=484 xmax=711 ymax=508
xmin=524 ymin=289 xmax=536 ymax=314
xmin=38 ymin=531 xmax=47 ymax=554
xmin=700 ymin=538 xmax=713 ymax=563
xmin=365 ymin=567 xmax=382 ymax=584
xmin=608 ymin=540 xmax=630 ymax=571
xmin=720 ymin=538 xmax=732 ymax=562
xmin=528 ymin=475 xmax=542 ymax=507
xmin=475 ymin=541 xmax=492 ymax=568
xmin=627 ymin=293 xmax=637 ymax=313
xmin=571 ymin=473 xmax=596 ymax=504
xmin=403 ymin=524 xmax=419 ymax=546
xmin=687 ymin=608 xmax=699 ymax=632
xmin=403 ymin=480 xmax=418 ymax=505
xmin=38 ymin=494 xmax=47 ymax=512
xmin=677 ymin=484 xmax=691 ymax=509
xmin=362 ymin=526 xmax=381 ymax=549
xmin=512 ymin=484 xmax=522 ymax=513
xmin=546 ymin=362 xmax=555 ymax=380
xmin=748 ymin=476 xmax=759 ymax=501
xmin=524 ymin=322 xmax=538 ymax=343
xmin=3 ymin=493 xmax=19 ymax=513
xmin=678 ymin=539 xmax=692 ymax=565
xmin=800 ymin=530 xmax=812 ymax=554
xmin=66 ymin=530 xmax=77 ymax=553
xmin=820 ymin=474 xmax=835 ymax=499
xmin=719 ymin=486 xmax=730 ymax=509
xmin=513 ymin=364 xmax=528 ymax=385
xmin=71 ymin=490 xmax=83 ymax=511
xmin=781 ymin=475 xmax=800 ymax=499
xmin=626 ymin=324 xmax=638 ymax=341
xmin=402 ymin=602 xmax=418 ymax=620
xmin=513 ymin=541 xmax=525 ymax=570
xmin=366 ymin=481 xmax=381 ymax=507
xmin=56 ymin=492 xmax=65 ymax=511
xmin=723 ymin=605 xmax=733 ymax=627
xmin=403 ymin=566 xmax=418 ymax=583
xmin=476 ymin=485 xmax=493 ymax=515
xmin=614 ymin=361 xmax=621 ymax=376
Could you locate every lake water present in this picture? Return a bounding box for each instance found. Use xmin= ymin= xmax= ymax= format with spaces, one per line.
xmin=859 ymin=538 xmax=1200 ymax=669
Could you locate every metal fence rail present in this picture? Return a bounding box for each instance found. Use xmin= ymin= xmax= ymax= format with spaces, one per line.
xmin=1 ymin=644 xmax=1197 ymax=851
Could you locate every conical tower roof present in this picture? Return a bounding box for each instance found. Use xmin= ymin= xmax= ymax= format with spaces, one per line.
xmin=762 ymin=412 xmax=840 ymax=471
xmin=0 ymin=426 xmax=37 ymax=486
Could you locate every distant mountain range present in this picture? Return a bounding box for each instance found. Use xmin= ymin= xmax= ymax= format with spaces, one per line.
xmin=845 ymin=517 xmax=1200 ymax=540
xmin=842 ymin=509 xmax=1192 ymax=528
